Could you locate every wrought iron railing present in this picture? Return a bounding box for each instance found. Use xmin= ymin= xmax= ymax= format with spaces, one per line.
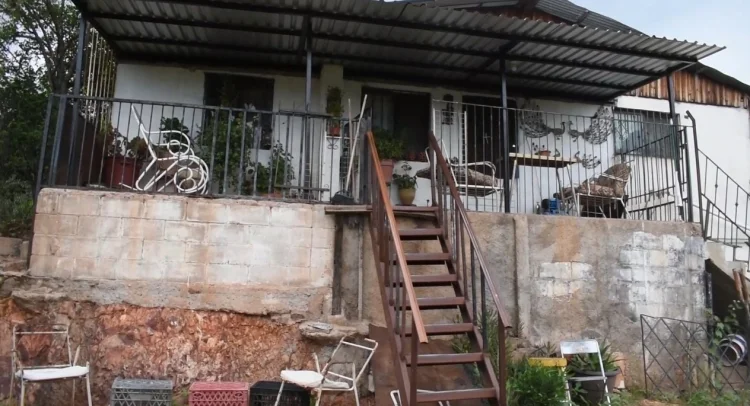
xmin=361 ymin=130 xmax=428 ymax=405
xmin=36 ymin=95 xmax=347 ymax=203
xmin=641 ymin=315 xmax=750 ymax=397
xmin=431 ymin=101 xmax=691 ymax=220
xmin=428 ymin=131 xmax=511 ymax=403
xmin=687 ymin=112 xmax=750 ymax=263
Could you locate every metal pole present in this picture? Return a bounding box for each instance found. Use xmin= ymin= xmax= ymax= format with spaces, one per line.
xmin=304 ymin=37 xmax=313 ymax=193
xmin=500 ymin=59 xmax=510 ymax=213
xmin=667 ymin=75 xmax=678 ymax=124
xmin=687 ymin=111 xmax=704 ymax=234
xmin=73 ymin=17 xmax=87 ymax=96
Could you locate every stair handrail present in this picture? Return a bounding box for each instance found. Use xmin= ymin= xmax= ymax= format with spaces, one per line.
xmin=428 ymin=132 xmax=511 ymax=403
xmin=428 ymin=132 xmax=512 ymax=330
xmin=364 ymin=130 xmax=429 ymax=344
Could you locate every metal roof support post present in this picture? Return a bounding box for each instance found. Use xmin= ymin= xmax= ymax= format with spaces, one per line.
xmin=304 ymin=29 xmax=313 ymax=195
xmin=667 ymin=74 xmax=677 ymax=124
xmin=500 ymin=59 xmax=511 ymax=213
xmin=73 ymin=16 xmax=87 ymax=96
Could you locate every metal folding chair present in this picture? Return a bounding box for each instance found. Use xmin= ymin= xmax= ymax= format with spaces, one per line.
xmin=274 ymin=337 xmax=378 ymax=406
xmin=10 ymin=324 xmax=92 ymax=406
xmin=560 ymin=339 xmax=611 ymax=406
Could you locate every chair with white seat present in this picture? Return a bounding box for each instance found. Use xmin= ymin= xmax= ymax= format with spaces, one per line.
xmin=274 ymin=337 xmax=378 ymax=406
xmin=560 ymin=339 xmax=611 ymax=406
xmin=10 ymin=324 xmax=92 ymax=406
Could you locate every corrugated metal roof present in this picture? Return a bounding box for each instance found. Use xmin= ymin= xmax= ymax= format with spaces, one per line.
xmin=75 ymin=0 xmax=723 ymax=101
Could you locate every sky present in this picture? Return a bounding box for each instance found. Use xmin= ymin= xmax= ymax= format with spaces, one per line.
xmin=570 ymin=0 xmax=750 ymax=85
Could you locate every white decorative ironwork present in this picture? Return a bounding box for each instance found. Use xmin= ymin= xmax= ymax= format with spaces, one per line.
xmin=128 ymin=106 xmax=209 ymax=194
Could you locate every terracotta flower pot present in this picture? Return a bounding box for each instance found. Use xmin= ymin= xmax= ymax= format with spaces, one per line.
xmin=537 ymin=150 xmax=552 ymax=157
xmin=380 ymin=159 xmax=395 ymax=183
xmin=103 ymin=156 xmax=142 ymax=188
xmin=398 ymin=188 xmax=416 ymax=206
xmin=329 ymin=126 xmax=341 ymax=137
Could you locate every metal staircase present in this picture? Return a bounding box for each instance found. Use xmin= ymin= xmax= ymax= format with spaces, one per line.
xmin=362 ymin=130 xmax=511 ymax=405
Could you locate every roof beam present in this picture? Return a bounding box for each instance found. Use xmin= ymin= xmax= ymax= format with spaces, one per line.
xmin=90 ymin=12 xmax=660 ymax=77
xmin=126 ymin=0 xmax=699 ymax=63
xmin=606 ymin=61 xmax=694 ymax=100
xmin=111 ymin=36 xmax=631 ymax=90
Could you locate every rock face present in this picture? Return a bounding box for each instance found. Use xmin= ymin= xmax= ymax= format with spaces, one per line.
xmin=0 ymin=298 xmax=333 ymax=405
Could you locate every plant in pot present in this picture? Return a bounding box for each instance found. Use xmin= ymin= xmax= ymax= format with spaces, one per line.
xmin=243 ymin=142 xmax=295 ymax=197
xmin=102 ymin=129 xmax=149 ymax=189
xmin=373 ymin=129 xmax=404 ymax=183
xmin=392 ymin=163 xmax=418 ymax=206
xmin=567 ymin=341 xmax=620 ymax=405
xmin=326 ymin=86 xmax=343 ymax=136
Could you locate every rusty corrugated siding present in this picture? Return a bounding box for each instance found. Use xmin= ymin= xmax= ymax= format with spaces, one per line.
xmin=628 ymin=70 xmax=749 ymax=109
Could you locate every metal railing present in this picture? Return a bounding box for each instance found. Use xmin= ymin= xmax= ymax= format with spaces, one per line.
xmin=428 ymin=131 xmax=511 ymax=404
xmin=641 ymin=315 xmax=750 ymax=397
xmin=36 ymin=95 xmax=346 ymax=202
xmin=362 ymin=130 xmax=428 ymax=405
xmin=687 ymin=112 xmax=750 ymax=263
xmin=431 ymin=101 xmax=691 ymax=220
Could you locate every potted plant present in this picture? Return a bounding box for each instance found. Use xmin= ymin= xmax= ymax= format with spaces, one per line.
xmin=102 ymin=129 xmax=149 ymax=189
xmin=373 ymin=129 xmax=404 ymax=182
xmin=392 ymin=163 xmax=418 ymax=206
xmin=326 ymin=86 xmax=343 ymax=136
xmin=567 ymin=341 xmax=620 ymax=405
xmin=243 ymin=142 xmax=295 ymax=197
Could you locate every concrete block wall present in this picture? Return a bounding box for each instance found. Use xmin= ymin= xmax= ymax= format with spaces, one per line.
xmin=30 ymin=189 xmax=334 ymax=288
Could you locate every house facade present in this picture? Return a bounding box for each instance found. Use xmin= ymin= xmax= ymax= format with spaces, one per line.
xmin=18 ymin=0 xmax=748 ymax=404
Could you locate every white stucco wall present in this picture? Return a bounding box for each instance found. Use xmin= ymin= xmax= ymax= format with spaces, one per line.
xmin=110 ymin=63 xmax=750 ymax=230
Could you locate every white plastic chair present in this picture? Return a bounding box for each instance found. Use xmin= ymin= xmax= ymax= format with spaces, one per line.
xmin=127 ymin=105 xmax=209 ymax=194
xmin=274 ymin=337 xmax=378 ymax=406
xmin=560 ymin=339 xmax=611 ymax=406
xmin=10 ymin=324 xmax=92 ymax=406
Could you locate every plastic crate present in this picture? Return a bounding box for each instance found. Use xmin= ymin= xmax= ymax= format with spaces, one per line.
xmin=110 ymin=378 xmax=173 ymax=406
xmin=250 ymin=381 xmax=309 ymax=406
xmin=189 ymin=382 xmax=249 ymax=406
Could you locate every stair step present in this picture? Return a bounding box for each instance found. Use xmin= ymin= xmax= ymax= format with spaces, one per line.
xmin=400 ymin=297 xmax=466 ymax=310
xmin=399 ymin=228 xmax=443 ymax=240
xmin=393 ymin=206 xmax=438 ymax=213
xmin=407 ymin=352 xmax=484 ymax=366
xmin=416 ymin=388 xmax=497 ymax=402
xmin=403 ymin=253 xmax=451 ymax=265
xmin=401 ymin=323 xmax=474 ymax=336
xmin=390 ymin=274 xmax=458 ymax=287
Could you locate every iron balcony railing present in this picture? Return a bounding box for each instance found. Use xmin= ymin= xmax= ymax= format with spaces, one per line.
xmin=36 ymin=95 xmax=351 ymax=203
xmin=431 ymin=101 xmax=693 ymax=221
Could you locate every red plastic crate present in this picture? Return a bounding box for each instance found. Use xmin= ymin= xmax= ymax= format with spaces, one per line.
xmin=189 ymin=382 xmax=249 ymax=406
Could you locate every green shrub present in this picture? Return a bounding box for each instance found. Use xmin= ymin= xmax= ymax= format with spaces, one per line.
xmin=507 ymin=360 xmax=568 ymax=406
xmin=0 ymin=176 xmax=34 ymax=238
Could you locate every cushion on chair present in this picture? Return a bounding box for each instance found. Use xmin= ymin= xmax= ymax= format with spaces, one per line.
xmin=280 ymin=370 xmax=351 ymax=390
xmin=16 ymin=366 xmax=88 ymax=381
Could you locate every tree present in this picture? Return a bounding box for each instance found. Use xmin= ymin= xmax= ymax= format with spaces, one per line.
xmin=0 ymin=0 xmax=80 ymax=237
xmin=0 ymin=0 xmax=79 ymax=93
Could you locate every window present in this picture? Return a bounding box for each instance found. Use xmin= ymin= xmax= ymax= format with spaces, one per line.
xmin=204 ymin=73 xmax=275 ymax=149
xmin=614 ymin=109 xmax=676 ymax=159
xmin=364 ymin=87 xmax=430 ymax=155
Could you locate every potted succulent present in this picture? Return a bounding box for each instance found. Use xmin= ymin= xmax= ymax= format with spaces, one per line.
xmin=102 ymin=129 xmax=149 ymax=189
xmin=373 ymin=129 xmax=404 ymax=182
xmin=567 ymin=341 xmax=620 ymax=405
xmin=326 ymin=86 xmax=343 ymax=136
xmin=392 ymin=163 xmax=418 ymax=206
